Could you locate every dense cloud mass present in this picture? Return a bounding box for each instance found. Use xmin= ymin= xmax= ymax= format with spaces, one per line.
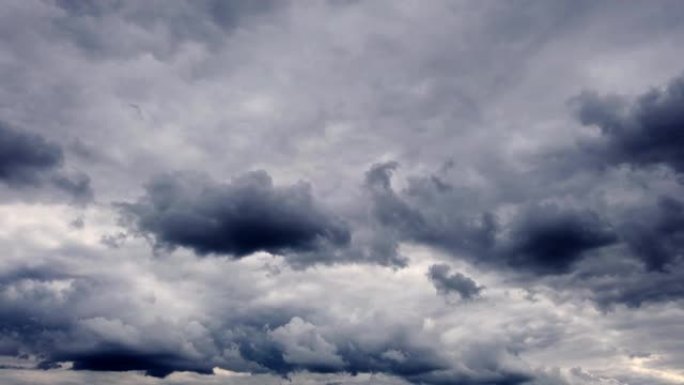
xmin=0 ymin=122 xmax=93 ymax=202
xmin=574 ymin=74 xmax=684 ymax=173
xmin=502 ymin=205 xmax=617 ymax=274
xmin=0 ymin=122 xmax=63 ymax=183
xmin=619 ymin=196 xmax=684 ymax=272
xmin=120 ymin=171 xmax=350 ymax=263
xmin=366 ymin=163 xmax=618 ymax=275
xmin=365 ymin=162 xmax=497 ymax=261
xmin=427 ymin=264 xmax=482 ymax=300
xmin=2 ymin=1 xmax=684 ymax=385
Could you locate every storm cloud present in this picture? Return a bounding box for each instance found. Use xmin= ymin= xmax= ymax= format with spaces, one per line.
xmin=120 ymin=171 xmax=350 ymax=263
xmin=502 ymin=205 xmax=617 ymax=274
xmin=2 ymin=1 xmax=684 ymax=385
xmin=365 ymin=162 xmax=619 ymax=275
xmin=0 ymin=122 xmax=63 ymax=184
xmin=427 ymin=264 xmax=482 ymax=300
xmin=619 ymin=196 xmax=684 ymax=272
xmin=0 ymin=122 xmax=93 ymax=202
xmin=574 ymin=74 xmax=684 ymax=173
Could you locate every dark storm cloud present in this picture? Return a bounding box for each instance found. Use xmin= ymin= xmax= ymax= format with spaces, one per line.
xmin=0 ymin=122 xmax=93 ymax=202
xmin=120 ymin=171 xmax=350 ymax=262
xmin=567 ymin=195 xmax=684 ymax=307
xmin=0 ymin=122 xmax=63 ymax=184
xmin=0 ymin=263 xmax=223 ymax=378
xmin=366 ymin=162 xmax=616 ymax=275
xmin=3 ymin=305 xmax=192 ymax=376
xmin=3 ymin=1 xmax=684 ymax=384
xmin=0 ymin=262 xmax=532 ymax=385
xmin=573 ymin=74 xmax=684 ymax=174
xmin=502 ymin=205 xmax=617 ymax=275
xmin=618 ymin=196 xmax=684 ymax=272
xmin=366 ymin=160 xmax=684 ymax=308
xmin=427 ymin=264 xmax=482 ymax=300
xmin=0 ymin=266 xmax=76 ymax=357
xmin=54 ymin=347 xmax=213 ymax=378
xmin=365 ymin=158 xmax=684 ymax=311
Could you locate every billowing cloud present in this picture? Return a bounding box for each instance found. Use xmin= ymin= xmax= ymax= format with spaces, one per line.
xmin=120 ymin=171 xmax=350 ymax=264
xmin=618 ymin=196 xmax=684 ymax=272
xmin=1 ymin=1 xmax=684 ymax=385
xmin=573 ymin=74 xmax=684 ymax=174
xmin=0 ymin=122 xmax=63 ymax=184
xmin=365 ymin=162 xmax=496 ymax=262
xmin=502 ymin=205 xmax=617 ymax=275
xmin=0 ymin=246 xmax=539 ymax=385
xmin=365 ymin=162 xmax=618 ymax=275
xmin=427 ymin=264 xmax=482 ymax=300
xmin=0 ymin=122 xmax=93 ymax=202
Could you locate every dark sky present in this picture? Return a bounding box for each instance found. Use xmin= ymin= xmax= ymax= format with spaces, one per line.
xmin=1 ymin=1 xmax=684 ymax=384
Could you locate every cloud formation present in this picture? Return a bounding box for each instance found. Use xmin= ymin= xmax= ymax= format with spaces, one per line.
xmin=502 ymin=205 xmax=617 ymax=274
xmin=0 ymin=122 xmax=93 ymax=202
xmin=1 ymin=1 xmax=684 ymax=385
xmin=427 ymin=264 xmax=482 ymax=300
xmin=120 ymin=171 xmax=350 ymax=263
xmin=0 ymin=122 xmax=63 ymax=184
xmin=574 ymin=74 xmax=684 ymax=173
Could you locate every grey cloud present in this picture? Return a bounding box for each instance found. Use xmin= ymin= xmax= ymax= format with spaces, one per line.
xmin=0 ymin=255 xmax=536 ymax=385
xmin=427 ymin=264 xmax=482 ymax=300
xmin=365 ymin=162 xmax=496 ymax=261
xmin=502 ymin=205 xmax=617 ymax=275
xmin=0 ymin=122 xmax=93 ymax=203
xmin=262 ymin=319 xmax=534 ymax=385
xmin=364 ymin=161 xmax=684 ymax=308
xmin=269 ymin=317 xmax=344 ymax=371
xmin=2 ymin=1 xmax=684 ymax=384
xmin=618 ymin=196 xmax=684 ymax=272
xmin=573 ymin=74 xmax=684 ymax=174
xmin=54 ymin=347 xmax=213 ymax=378
xmin=51 ymin=173 xmax=94 ymax=204
xmin=52 ymin=0 xmax=282 ymax=60
xmin=590 ymin=266 xmax=684 ymax=309
xmin=0 ymin=261 xmax=254 ymax=378
xmin=0 ymin=122 xmax=63 ymax=185
xmin=120 ymin=171 xmax=350 ymax=264
xmin=366 ymin=162 xmax=616 ymax=275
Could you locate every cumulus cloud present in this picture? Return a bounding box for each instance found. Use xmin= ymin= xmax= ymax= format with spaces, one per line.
xmin=0 ymin=122 xmax=93 ymax=203
xmin=365 ymin=162 xmax=619 ymax=275
xmin=363 ymin=156 xmax=684 ymax=310
xmin=120 ymin=171 xmax=350 ymax=265
xmin=427 ymin=264 xmax=482 ymax=300
xmin=501 ymin=205 xmax=617 ymax=275
xmin=365 ymin=162 xmax=497 ymax=262
xmin=2 ymin=1 xmax=684 ymax=384
xmin=0 ymin=122 xmax=63 ymax=184
xmin=0 ymin=245 xmax=541 ymax=385
xmin=269 ymin=317 xmax=344 ymax=370
xmin=573 ymin=74 xmax=684 ymax=174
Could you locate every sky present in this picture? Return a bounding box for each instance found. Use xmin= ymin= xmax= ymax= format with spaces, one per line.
xmin=1 ymin=1 xmax=684 ymax=384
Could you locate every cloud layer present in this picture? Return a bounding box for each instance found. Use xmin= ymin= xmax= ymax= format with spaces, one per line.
xmin=120 ymin=171 xmax=350 ymax=263
xmin=1 ymin=1 xmax=684 ymax=385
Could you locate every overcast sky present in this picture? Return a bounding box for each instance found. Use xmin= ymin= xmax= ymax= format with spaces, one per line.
xmin=1 ymin=1 xmax=684 ymax=384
